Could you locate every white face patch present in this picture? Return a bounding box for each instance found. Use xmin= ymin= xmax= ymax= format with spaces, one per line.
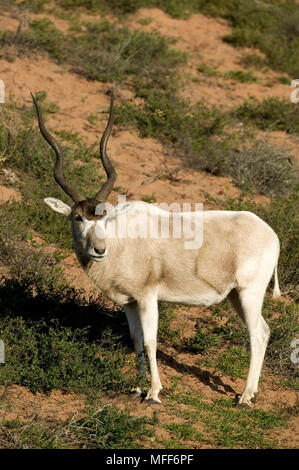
xmin=94 ymin=220 xmax=106 ymax=240
xmin=78 ymin=218 xmax=95 ymax=240
xmin=72 ymin=212 xmax=108 ymax=261
xmin=76 ymin=217 xmax=106 ymax=241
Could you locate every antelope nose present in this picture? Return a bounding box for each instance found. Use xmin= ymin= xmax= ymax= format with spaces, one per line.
xmin=94 ymin=247 xmax=106 ymax=256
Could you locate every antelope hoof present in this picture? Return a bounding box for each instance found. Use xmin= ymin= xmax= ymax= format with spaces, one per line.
xmin=236 ymin=391 xmax=258 ymax=408
xmin=145 ymin=389 xmax=162 ymax=404
xmin=145 ymin=397 xmax=162 ymax=405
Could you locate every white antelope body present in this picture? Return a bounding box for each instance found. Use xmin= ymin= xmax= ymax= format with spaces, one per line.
xmin=32 ymin=91 xmax=281 ymax=406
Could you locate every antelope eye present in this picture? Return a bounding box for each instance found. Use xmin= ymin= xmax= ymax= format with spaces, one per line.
xmin=75 ymin=214 xmax=83 ymax=222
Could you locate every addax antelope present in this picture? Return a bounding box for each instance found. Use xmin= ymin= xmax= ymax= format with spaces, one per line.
xmin=31 ymin=90 xmax=281 ymax=406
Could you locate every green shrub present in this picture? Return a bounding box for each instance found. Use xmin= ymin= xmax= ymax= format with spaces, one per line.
xmin=223 ymin=70 xmax=258 ymax=83
xmin=68 ymin=405 xmax=154 ymax=448
xmin=206 ymin=0 xmax=299 ymax=77
xmin=197 ymin=64 xmax=219 ymax=77
xmin=0 ymin=317 xmax=129 ymax=395
xmin=238 ymin=53 xmax=267 ymax=70
xmin=233 ymin=97 xmax=299 ymax=134
xmin=0 ymin=241 xmax=66 ymax=289
xmin=0 ymin=278 xmax=131 ymax=395
xmin=220 ymin=140 xmax=298 ymax=197
xmin=185 ymin=320 xmax=219 ymax=353
xmin=116 ymin=90 xmax=226 ymax=152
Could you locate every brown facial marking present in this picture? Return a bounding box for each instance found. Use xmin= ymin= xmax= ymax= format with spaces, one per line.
xmin=71 ymin=198 xmax=107 ymax=221
xmin=78 ymin=252 xmax=93 ymax=271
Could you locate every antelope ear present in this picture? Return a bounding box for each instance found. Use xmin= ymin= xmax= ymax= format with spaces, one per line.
xmin=44 ymin=197 xmax=72 ymax=217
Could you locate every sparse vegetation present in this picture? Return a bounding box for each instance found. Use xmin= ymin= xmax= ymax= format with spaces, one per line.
xmin=118 ymin=96 xmax=298 ymax=196
xmin=142 ymin=192 xmax=157 ymax=203
xmin=0 ymin=405 xmax=155 ymax=448
xmin=205 ymin=347 xmax=250 ymax=379
xmin=197 ymin=64 xmax=219 ymax=77
xmin=1 ymin=17 xmax=297 ymax=199
xmin=218 ymin=0 xmax=299 ymax=78
xmin=223 ymin=70 xmax=258 ymax=83
xmin=238 ymin=53 xmax=267 ymax=71
xmin=197 ymin=66 xmax=258 ymax=83
xmin=158 ymin=303 xmax=181 ymax=346
xmin=184 ymin=320 xmax=219 ymax=353
xmin=116 ymin=91 xmax=227 ymax=163
xmin=0 ymin=18 xmax=185 ymax=86
xmin=182 ymin=293 xmax=298 ymax=379
xmin=233 ymin=97 xmax=299 ymax=135
xmin=168 ymin=393 xmax=294 ymax=448
xmin=15 ymin=0 xmax=299 ymax=76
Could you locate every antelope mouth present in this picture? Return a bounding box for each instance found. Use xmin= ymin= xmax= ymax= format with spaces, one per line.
xmin=88 ymin=251 xmax=107 ymax=261
xmin=89 ymin=255 xmax=105 ymax=261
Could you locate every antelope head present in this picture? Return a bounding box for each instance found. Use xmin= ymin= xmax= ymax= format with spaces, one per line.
xmin=31 ymin=91 xmax=116 ymax=261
